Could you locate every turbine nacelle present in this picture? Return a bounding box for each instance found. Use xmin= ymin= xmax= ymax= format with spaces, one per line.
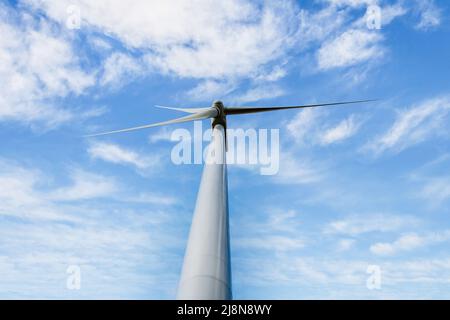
xmin=212 ymin=100 xmax=224 ymax=110
xmin=212 ymin=100 xmax=227 ymax=129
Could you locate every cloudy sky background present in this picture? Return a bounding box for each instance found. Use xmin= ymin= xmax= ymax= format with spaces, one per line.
xmin=1 ymin=0 xmax=450 ymax=299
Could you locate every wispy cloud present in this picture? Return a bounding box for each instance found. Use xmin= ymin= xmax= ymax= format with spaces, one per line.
xmin=27 ymin=0 xmax=299 ymax=81
xmin=0 ymin=160 xmax=52 ymax=220
xmin=324 ymin=214 xmax=420 ymax=236
xmin=127 ymin=192 xmax=178 ymax=206
xmin=419 ymin=177 xmax=450 ymax=205
xmin=99 ymin=52 xmax=143 ymax=89
xmin=2 ymin=0 xmax=450 ymax=300
xmin=0 ymin=159 xmax=184 ymax=298
xmin=236 ymin=254 xmax=450 ymax=298
xmin=234 ymin=208 xmax=304 ymax=253
xmin=273 ymin=151 xmax=323 ymax=185
xmin=286 ymin=109 xmax=320 ymax=145
xmin=337 ymin=239 xmax=356 ymax=252
xmin=185 ymin=80 xmax=236 ymax=102
xmin=238 ymin=235 xmax=304 ymax=252
xmin=311 ymin=1 xmax=408 ymax=74
xmin=407 ymin=153 xmax=450 ymax=206
xmin=415 ymin=0 xmax=442 ymax=30
xmin=230 ymin=85 xmax=285 ymax=104
xmin=287 ymin=109 xmax=363 ymax=146
xmin=317 ymin=29 xmax=384 ymax=71
xmin=370 ymin=230 xmax=450 ymax=256
xmin=0 ymin=4 xmax=95 ymax=127
xmin=1 ymin=0 xmax=435 ymax=130
xmin=49 ymin=169 xmax=119 ymax=202
xmin=148 ymin=127 xmax=175 ymax=144
xmin=364 ymin=96 xmax=450 ymax=156
xmin=318 ymin=115 xmax=363 ymax=145
xmin=88 ymin=142 xmax=159 ymax=170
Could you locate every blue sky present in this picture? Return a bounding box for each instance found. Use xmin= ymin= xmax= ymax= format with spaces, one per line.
xmin=0 ymin=0 xmax=449 ymax=299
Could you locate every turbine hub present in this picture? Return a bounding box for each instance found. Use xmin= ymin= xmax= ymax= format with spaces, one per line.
xmin=212 ymin=100 xmax=226 ymax=129
xmin=213 ymin=100 xmax=224 ymax=111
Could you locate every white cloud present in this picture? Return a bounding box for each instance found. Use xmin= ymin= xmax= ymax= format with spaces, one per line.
xmin=186 ymin=80 xmax=236 ymax=102
xmin=296 ymin=5 xmax=348 ymax=50
xmin=370 ymin=230 xmax=450 ymax=256
xmin=0 ymin=158 xmax=177 ymax=219
xmin=286 ymin=108 xmax=320 ymax=145
xmin=88 ymin=36 xmax=113 ymax=52
xmin=27 ymin=0 xmax=299 ymax=80
xmin=0 ymin=161 xmax=50 ymax=219
xmin=88 ymin=142 xmax=158 ymax=170
xmin=49 ymin=169 xmax=118 ymax=201
xmin=0 ymin=159 xmax=184 ymax=298
xmin=99 ymin=52 xmax=143 ymax=88
xmin=364 ymin=96 xmax=450 ymax=155
xmin=235 ymin=208 xmax=304 ymax=254
xmin=419 ymin=177 xmax=450 ymax=205
xmin=238 ymin=254 xmax=450 ymax=298
xmin=0 ymin=163 xmax=42 ymax=207
xmin=287 ymin=109 xmax=362 ymax=146
xmin=0 ymin=161 xmax=117 ymax=219
xmin=148 ymin=127 xmax=176 ymax=144
xmin=327 ymin=0 xmax=407 ymax=26
xmin=325 ymin=0 xmax=376 ymax=7
xmin=267 ymin=209 xmax=299 ymax=232
xmin=238 ymin=235 xmax=304 ymax=252
xmin=407 ymin=153 xmax=450 ymax=206
xmin=337 ymin=238 xmax=356 ymax=251
xmin=0 ymin=217 xmax=181 ymax=298
xmin=0 ymin=206 xmax=180 ymax=299
xmin=317 ymin=29 xmax=384 ymax=70
xmin=371 ymin=234 xmax=423 ymax=256
xmin=294 ymin=260 xmax=330 ymax=283
xmin=128 ymin=192 xmax=178 ymax=206
xmin=273 ymin=151 xmax=323 ymax=185
xmin=319 ymin=115 xmax=362 ymax=145
xmin=254 ymin=65 xmax=287 ymax=82
xmin=324 ymin=214 xmax=419 ymax=236
xmin=415 ymin=0 xmax=442 ymax=30
xmin=1 ymin=0 xmax=428 ymax=130
xmin=0 ymin=4 xmax=95 ymax=127
xmin=231 ymin=85 xmax=285 ymax=104
xmin=302 ymin=1 xmax=407 ymax=73
xmin=381 ymin=3 xmax=409 ymax=25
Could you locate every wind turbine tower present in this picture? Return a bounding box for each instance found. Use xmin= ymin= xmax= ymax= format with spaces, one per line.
xmin=88 ymin=99 xmax=374 ymax=300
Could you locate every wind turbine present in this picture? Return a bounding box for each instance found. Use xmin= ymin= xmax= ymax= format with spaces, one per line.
xmin=87 ymin=99 xmax=374 ymax=300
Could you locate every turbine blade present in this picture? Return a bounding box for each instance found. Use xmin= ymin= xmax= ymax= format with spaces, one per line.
xmin=225 ymin=99 xmax=376 ymax=115
xmin=85 ymin=108 xmax=217 ymax=137
xmin=154 ymin=105 xmax=210 ymax=114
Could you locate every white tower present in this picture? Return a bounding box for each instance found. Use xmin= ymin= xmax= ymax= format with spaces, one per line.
xmin=177 ymin=124 xmax=232 ymax=299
